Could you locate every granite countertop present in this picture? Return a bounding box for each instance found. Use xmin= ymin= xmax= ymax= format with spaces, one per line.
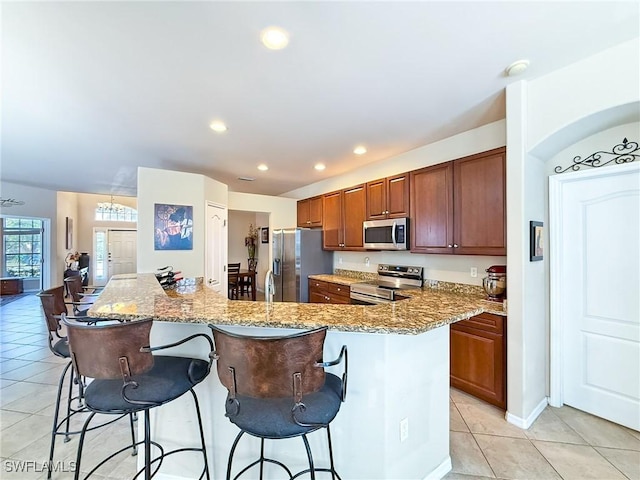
xmin=89 ymin=273 xmax=505 ymax=335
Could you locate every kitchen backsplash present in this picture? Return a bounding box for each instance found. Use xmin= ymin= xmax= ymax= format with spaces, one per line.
xmin=334 ymin=268 xmax=485 ymax=296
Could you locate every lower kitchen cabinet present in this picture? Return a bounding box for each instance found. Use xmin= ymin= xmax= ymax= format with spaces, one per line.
xmin=450 ymin=312 xmax=507 ymax=409
xmin=308 ymin=279 xmax=351 ymax=304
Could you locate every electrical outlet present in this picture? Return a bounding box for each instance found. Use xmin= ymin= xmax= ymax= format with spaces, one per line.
xmin=470 ymin=267 xmax=478 ymax=278
xmin=365 ymin=256 xmax=370 ymax=267
xmin=339 ymin=257 xmax=343 ymax=265
xmin=400 ymin=418 xmax=409 ymax=442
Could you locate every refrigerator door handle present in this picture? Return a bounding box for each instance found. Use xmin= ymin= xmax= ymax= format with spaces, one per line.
xmin=273 ymin=258 xmax=281 ymax=276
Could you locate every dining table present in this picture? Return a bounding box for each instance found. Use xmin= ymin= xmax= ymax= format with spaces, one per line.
xmin=228 ymin=269 xmax=256 ymax=301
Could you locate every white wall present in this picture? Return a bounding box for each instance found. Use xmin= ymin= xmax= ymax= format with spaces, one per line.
xmin=228 ymin=210 xmax=258 ymax=268
xmin=0 ymin=181 xmax=59 ymax=288
xmin=56 ymin=191 xmax=79 ymax=287
xmin=137 ymin=167 xmax=227 ymax=278
xmin=505 ymin=39 xmax=640 ymax=427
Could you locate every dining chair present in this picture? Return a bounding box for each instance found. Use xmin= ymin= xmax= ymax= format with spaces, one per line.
xmin=228 ymin=263 xmax=241 ymax=300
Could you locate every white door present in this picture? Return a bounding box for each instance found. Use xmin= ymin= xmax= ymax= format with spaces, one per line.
xmin=206 ymin=203 xmax=227 ymax=295
xmin=552 ymin=164 xmax=639 ymax=430
xmin=108 ymin=230 xmax=137 ymax=277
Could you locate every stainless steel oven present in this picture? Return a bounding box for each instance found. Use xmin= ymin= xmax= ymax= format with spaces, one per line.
xmin=350 ymin=264 xmax=422 ymax=305
xmin=363 ymin=218 xmax=409 ymax=250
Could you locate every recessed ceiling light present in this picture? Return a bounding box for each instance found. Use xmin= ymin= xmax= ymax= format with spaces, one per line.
xmin=314 ymin=163 xmax=326 ymax=171
xmin=238 ymin=176 xmax=255 ymax=182
xmin=505 ymin=59 xmax=530 ymax=77
xmin=353 ymin=146 xmax=367 ymax=155
xmin=257 ymin=164 xmax=269 ymax=171
xmin=260 ymin=26 xmax=289 ymax=50
xmin=209 ymin=121 xmax=227 ymax=133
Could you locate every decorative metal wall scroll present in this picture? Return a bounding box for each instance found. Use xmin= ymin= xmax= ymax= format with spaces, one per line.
xmin=0 ymin=198 xmax=25 ymax=207
xmin=554 ymin=138 xmax=639 ymax=174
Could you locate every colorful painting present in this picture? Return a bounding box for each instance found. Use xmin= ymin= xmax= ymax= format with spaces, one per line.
xmin=154 ymin=204 xmax=193 ymax=250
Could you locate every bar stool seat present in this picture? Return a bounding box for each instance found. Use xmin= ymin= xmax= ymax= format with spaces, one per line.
xmin=84 ymin=355 xmax=210 ymax=413
xmin=226 ymin=373 xmax=343 ymax=438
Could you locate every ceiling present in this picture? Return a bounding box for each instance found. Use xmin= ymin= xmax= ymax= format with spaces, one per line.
xmin=2 ymin=2 xmax=638 ymax=197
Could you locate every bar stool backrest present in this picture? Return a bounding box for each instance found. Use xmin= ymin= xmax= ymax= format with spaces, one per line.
xmin=64 ymin=275 xmax=85 ymax=303
xmin=211 ymin=326 xmax=327 ymax=399
xmin=64 ymin=317 xmax=154 ymax=381
xmin=37 ymin=285 xmax=67 ymax=333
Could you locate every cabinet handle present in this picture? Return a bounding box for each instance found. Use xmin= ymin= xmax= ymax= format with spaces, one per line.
xmin=453 ymin=244 xmax=459 ymax=248
xmin=448 ymin=244 xmax=453 ymax=248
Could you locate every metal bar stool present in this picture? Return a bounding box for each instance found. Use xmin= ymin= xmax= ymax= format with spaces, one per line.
xmin=209 ymin=325 xmax=348 ymax=480
xmin=63 ymin=315 xmax=212 ymax=480
xmin=37 ymin=287 xmax=136 ymax=480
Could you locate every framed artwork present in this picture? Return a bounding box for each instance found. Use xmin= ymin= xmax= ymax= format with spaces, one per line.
xmin=530 ymin=221 xmax=543 ymax=261
xmin=154 ymin=204 xmax=193 ymax=250
xmin=65 ymin=217 xmax=73 ymax=249
xmin=261 ymin=227 xmax=269 ymax=244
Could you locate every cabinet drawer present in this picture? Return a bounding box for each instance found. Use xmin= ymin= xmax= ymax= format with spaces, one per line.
xmin=454 ymin=312 xmax=504 ymax=335
xmin=309 ymin=280 xmax=327 ymax=290
xmin=327 ymin=282 xmax=350 ymax=297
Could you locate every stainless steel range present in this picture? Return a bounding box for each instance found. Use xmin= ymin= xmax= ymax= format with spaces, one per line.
xmin=350 ymin=264 xmax=423 ymax=305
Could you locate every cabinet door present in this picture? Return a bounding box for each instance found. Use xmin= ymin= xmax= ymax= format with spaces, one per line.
xmin=454 ymin=148 xmax=506 ymax=255
xmin=297 ymin=199 xmax=310 ymax=227
xmin=308 ymin=196 xmax=323 ymax=227
xmin=386 ymin=173 xmax=409 ymax=218
xmin=410 ymin=163 xmax=454 ymax=254
xmin=366 ymin=179 xmax=387 ymax=220
xmin=342 ymin=185 xmax=366 ymax=249
xmin=450 ymin=314 xmax=506 ymax=409
xmin=323 ymin=191 xmax=343 ymax=250
xmin=309 ymin=290 xmax=328 ymax=303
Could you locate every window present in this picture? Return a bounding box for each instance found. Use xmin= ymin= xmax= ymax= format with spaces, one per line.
xmin=2 ymin=218 xmax=43 ymax=278
xmin=95 ymin=204 xmax=138 ymax=222
xmin=95 ymin=231 xmax=106 ymax=279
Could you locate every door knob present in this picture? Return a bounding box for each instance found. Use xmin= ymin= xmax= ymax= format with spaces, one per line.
xmin=208 ymin=278 xmax=213 ymax=284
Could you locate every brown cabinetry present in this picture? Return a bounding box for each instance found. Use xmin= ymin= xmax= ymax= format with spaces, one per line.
xmin=366 ymin=173 xmax=409 ymax=220
xmin=308 ymin=279 xmax=351 ymax=304
xmin=410 ymin=147 xmax=506 ymax=255
xmin=450 ymin=312 xmax=507 ymax=409
xmin=297 ymin=196 xmax=323 ymax=228
xmin=322 ymin=185 xmax=366 ymax=250
xmin=0 ymin=277 xmax=24 ymax=295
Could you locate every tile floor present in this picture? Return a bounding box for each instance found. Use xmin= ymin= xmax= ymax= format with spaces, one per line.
xmin=1 ymin=294 xmax=639 ymax=480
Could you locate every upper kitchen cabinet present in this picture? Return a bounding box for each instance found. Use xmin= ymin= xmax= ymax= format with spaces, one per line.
xmin=322 ymin=185 xmax=366 ymax=250
xmin=366 ymin=173 xmax=409 ymax=220
xmin=297 ymin=196 xmax=323 ymax=228
xmin=410 ymin=147 xmax=506 ymax=255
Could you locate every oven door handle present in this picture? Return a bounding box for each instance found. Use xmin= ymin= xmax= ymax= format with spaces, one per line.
xmin=350 ymin=292 xmax=391 ymax=305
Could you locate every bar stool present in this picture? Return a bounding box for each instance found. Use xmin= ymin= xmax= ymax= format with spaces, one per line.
xmin=209 ymin=325 xmax=348 ymax=480
xmin=63 ymin=315 xmax=212 ymax=480
xmin=37 ymin=287 xmax=135 ymax=480
xmin=63 ymin=276 xmax=98 ymax=316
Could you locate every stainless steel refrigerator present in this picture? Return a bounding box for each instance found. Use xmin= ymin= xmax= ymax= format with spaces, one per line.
xmin=272 ymin=228 xmax=333 ymax=303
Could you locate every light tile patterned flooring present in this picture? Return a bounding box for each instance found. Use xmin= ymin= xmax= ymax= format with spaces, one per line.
xmin=1 ymin=294 xmax=639 ymax=479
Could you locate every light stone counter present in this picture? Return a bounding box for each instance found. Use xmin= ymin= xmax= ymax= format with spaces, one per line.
xmin=89 ymin=273 xmax=504 ymax=334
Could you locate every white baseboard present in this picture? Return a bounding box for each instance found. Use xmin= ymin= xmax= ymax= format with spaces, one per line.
xmin=423 ymin=456 xmax=452 ymax=480
xmin=506 ymin=397 xmax=548 ymax=429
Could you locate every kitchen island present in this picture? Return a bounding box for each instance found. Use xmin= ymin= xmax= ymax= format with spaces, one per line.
xmin=89 ymin=273 xmax=503 ymax=480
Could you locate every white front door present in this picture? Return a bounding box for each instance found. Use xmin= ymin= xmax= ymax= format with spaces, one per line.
xmin=552 ymin=164 xmax=639 ymax=430
xmin=206 ymin=203 xmax=227 ymax=295
xmin=108 ymin=230 xmax=137 ymax=277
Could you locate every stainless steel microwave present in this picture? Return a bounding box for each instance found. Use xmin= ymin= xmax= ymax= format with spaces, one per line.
xmin=363 ymin=218 xmax=409 ymax=250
